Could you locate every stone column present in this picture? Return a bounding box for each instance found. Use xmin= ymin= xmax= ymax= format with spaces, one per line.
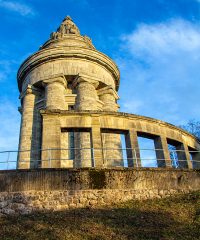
xmin=190 ymin=149 xmax=200 ymax=169
xmin=42 ymin=75 xmax=67 ymax=167
xmin=176 ymin=143 xmax=192 ymax=169
xmin=17 ymin=85 xmax=36 ymax=169
xmin=41 ymin=75 xmax=67 ymax=168
xmin=98 ymin=86 xmax=119 ymax=112
xmin=125 ymin=130 xmax=141 ymax=167
xmin=98 ymin=86 xmax=123 ymax=167
xmin=60 ymin=131 xmax=74 ymax=168
xmin=181 ymin=143 xmax=193 ymax=169
xmin=73 ymin=75 xmax=99 ymax=167
xmin=73 ymin=75 xmax=99 ymax=110
xmin=41 ymin=113 xmax=61 ymax=168
xmin=30 ymin=100 xmax=42 ymax=168
xmin=154 ymin=136 xmax=172 ymax=168
xmin=43 ymin=75 xmax=67 ymax=110
xmin=91 ymin=115 xmax=104 ymax=167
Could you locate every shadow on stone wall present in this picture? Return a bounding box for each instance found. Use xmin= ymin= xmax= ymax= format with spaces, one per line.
xmin=0 ymin=191 xmax=200 ymax=240
xmin=0 ymin=168 xmax=200 ymax=219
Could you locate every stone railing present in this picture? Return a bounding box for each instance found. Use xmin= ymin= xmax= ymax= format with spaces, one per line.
xmin=2 ymin=147 xmax=200 ymax=170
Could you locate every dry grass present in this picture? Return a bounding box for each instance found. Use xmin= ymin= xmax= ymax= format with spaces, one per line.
xmin=0 ymin=191 xmax=200 ymax=240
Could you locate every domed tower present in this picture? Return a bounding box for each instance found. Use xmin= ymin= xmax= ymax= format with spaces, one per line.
xmin=17 ymin=16 xmax=200 ymax=170
xmin=17 ymin=16 xmax=122 ymax=169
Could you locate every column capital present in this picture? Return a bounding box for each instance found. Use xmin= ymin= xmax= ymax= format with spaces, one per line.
xmin=19 ymin=84 xmax=40 ymax=99
xmin=42 ymin=74 xmax=67 ymax=87
xmin=97 ymin=86 xmax=119 ymax=100
xmin=72 ymin=74 xmax=99 ymax=89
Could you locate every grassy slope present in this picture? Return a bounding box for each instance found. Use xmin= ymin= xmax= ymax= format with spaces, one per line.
xmin=0 ymin=191 xmax=200 ymax=240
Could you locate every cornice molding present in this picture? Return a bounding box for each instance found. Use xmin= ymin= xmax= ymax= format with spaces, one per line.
xmin=17 ymin=47 xmax=120 ymax=92
xmin=40 ymin=109 xmax=200 ymax=143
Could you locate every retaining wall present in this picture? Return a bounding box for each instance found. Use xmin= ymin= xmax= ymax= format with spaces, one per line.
xmin=0 ymin=168 xmax=199 ymax=216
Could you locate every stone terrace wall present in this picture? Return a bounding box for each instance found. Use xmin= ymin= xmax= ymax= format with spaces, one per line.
xmin=0 ymin=168 xmax=200 ymax=216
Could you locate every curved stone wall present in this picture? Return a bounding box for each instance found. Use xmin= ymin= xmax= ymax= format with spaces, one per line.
xmin=39 ymin=110 xmax=200 ymax=169
xmin=56 ymin=111 xmax=198 ymax=147
xmin=22 ymin=59 xmax=116 ymax=91
xmin=0 ymin=168 xmax=199 ymax=216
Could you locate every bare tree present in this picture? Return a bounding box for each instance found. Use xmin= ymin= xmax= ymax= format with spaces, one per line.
xmin=168 ymin=144 xmax=179 ymax=168
xmin=179 ymin=119 xmax=200 ymax=140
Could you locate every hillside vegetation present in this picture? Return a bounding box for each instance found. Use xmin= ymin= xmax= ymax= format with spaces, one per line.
xmin=0 ymin=191 xmax=200 ymax=240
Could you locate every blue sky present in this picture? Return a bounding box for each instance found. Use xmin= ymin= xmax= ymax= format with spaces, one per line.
xmin=1 ymin=0 xmax=200 ymax=151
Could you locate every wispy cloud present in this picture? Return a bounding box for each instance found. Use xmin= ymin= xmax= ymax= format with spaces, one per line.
xmin=118 ymin=19 xmax=200 ymax=125
xmin=0 ymin=0 xmax=35 ymax=16
xmin=122 ymin=19 xmax=200 ymax=59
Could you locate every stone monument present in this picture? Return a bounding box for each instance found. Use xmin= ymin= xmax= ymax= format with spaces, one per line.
xmin=17 ymin=16 xmax=200 ymax=170
xmin=0 ymin=16 xmax=199 ymax=216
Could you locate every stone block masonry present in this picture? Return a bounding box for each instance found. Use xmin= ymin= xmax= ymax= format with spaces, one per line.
xmin=0 ymin=168 xmax=199 ymax=216
xmin=16 ymin=16 xmax=200 ymax=169
xmin=10 ymin=15 xmax=200 ymax=219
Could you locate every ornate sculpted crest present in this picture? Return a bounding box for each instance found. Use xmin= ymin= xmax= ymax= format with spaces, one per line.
xmin=51 ymin=16 xmax=80 ymax=39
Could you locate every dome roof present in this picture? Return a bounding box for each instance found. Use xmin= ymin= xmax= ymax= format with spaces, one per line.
xmin=40 ymin=16 xmax=95 ymax=50
xmin=17 ymin=16 xmax=120 ymax=92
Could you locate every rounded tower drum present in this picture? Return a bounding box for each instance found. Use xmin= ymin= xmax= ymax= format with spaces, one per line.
xmin=17 ymin=16 xmax=123 ymax=168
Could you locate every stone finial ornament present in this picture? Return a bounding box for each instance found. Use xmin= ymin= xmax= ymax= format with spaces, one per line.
xmin=51 ymin=15 xmax=80 ymax=39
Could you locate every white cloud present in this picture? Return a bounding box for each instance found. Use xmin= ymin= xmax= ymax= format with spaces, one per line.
xmin=118 ymin=19 xmax=200 ymax=125
xmin=122 ymin=19 xmax=200 ymax=59
xmin=0 ymin=1 xmax=35 ymax=16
